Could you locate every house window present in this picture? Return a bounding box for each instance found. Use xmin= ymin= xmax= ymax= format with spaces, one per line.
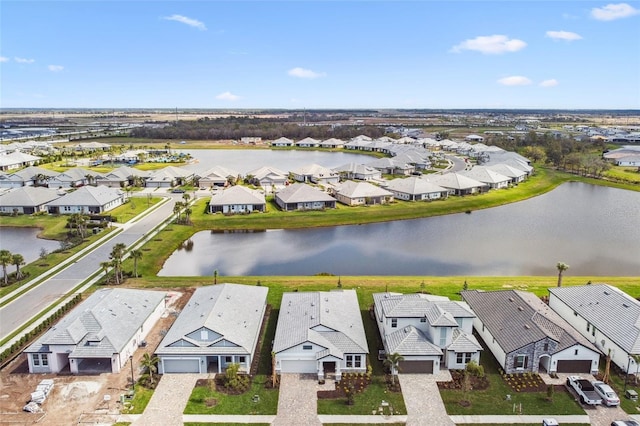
xmin=239 ymin=356 xmax=246 ymax=363
xmin=439 ymin=328 xmax=447 ymax=347
xmin=456 ymin=352 xmax=473 ymax=364
xmin=391 ymin=318 xmax=397 ymax=328
xmin=420 ymin=317 xmax=426 ymax=323
xmin=587 ymin=323 xmax=590 ymax=332
xmin=200 ymin=329 xmax=209 ymax=340
xmin=225 ymin=356 xmax=232 ymax=363
xmin=41 ymin=354 xmax=48 ymax=366
xmin=592 ymin=327 xmax=596 ymax=337
xmin=354 ymin=355 xmax=362 ymax=368
xmin=346 ymin=355 xmax=353 ymax=367
xmin=574 ymin=349 xmax=579 ymax=355
xmin=543 ymin=343 xmax=549 ymax=351
xmin=514 ymin=354 xmax=528 ymax=370
xmin=33 ymin=354 xmax=40 ymax=366
xmin=303 ymin=345 xmax=312 ymax=350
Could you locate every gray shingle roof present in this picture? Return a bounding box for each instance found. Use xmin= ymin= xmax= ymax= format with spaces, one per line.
xmin=46 ymin=185 xmax=125 ymax=208
xmin=427 ymin=173 xmax=485 ymax=190
xmin=448 ymin=329 xmax=483 ymax=352
xmin=25 ymin=288 xmax=165 ymax=358
xmin=155 ymin=284 xmax=268 ymax=356
xmin=273 ymin=290 xmax=368 ymax=358
xmin=384 ymin=177 xmax=447 ymax=196
xmin=462 ymin=289 xmax=598 ymax=354
xmin=335 ymin=181 xmax=392 ymax=199
xmin=549 ymin=284 xmax=640 ymax=353
xmin=373 ymin=293 xmax=474 ymax=322
xmin=0 ymin=186 xmax=62 ymax=207
xmin=209 ymin=186 xmax=265 ymax=206
xmin=385 ymin=326 xmax=442 ymax=356
xmin=275 ymin=183 xmax=335 ymax=203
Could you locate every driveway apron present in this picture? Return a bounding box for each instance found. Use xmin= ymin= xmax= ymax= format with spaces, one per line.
xmin=133 ymin=373 xmax=204 ymax=426
xmin=399 ymin=372 xmax=455 ymax=426
xmin=272 ymin=373 xmax=322 ymax=426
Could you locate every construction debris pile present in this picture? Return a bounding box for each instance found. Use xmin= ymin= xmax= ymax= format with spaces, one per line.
xmin=23 ymin=379 xmax=54 ymax=413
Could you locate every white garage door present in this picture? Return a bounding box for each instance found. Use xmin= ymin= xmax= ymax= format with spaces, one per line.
xmin=163 ymin=358 xmax=200 ymax=373
xmin=280 ymin=360 xmax=316 ymax=374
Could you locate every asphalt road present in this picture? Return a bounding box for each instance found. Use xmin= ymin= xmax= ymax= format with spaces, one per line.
xmin=0 ymin=197 xmax=177 ymax=341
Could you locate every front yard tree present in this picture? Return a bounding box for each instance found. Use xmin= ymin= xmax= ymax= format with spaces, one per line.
xmin=0 ymin=250 xmax=12 ymax=286
xmin=11 ymin=253 xmax=25 ymax=280
xmin=383 ymin=352 xmax=404 ymax=385
xmin=109 ymin=243 xmax=127 ymax=285
xmin=130 ymin=249 xmax=142 ymax=278
xmin=556 ymin=262 xmax=569 ymax=287
xmin=140 ymin=352 xmax=160 ymax=386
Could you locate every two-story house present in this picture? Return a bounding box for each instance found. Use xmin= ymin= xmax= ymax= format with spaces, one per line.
xmin=373 ymin=292 xmax=481 ymax=374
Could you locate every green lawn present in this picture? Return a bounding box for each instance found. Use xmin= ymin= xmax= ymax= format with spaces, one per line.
xmin=121 ymin=385 xmax=154 ymax=415
xmin=604 ymin=166 xmax=640 ymax=184
xmin=183 ymin=374 xmax=279 ymax=415
xmin=440 ymin=348 xmax=585 ymax=415
xmin=108 ymin=196 xmax=162 ymax=223
xmin=597 ymin=363 xmax=640 ymax=414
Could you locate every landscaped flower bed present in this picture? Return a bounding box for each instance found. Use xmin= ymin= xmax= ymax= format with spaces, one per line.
xmin=437 ymin=369 xmax=489 ymax=391
xmin=317 ymin=372 xmax=372 ymax=401
xmin=500 ymin=371 xmax=547 ymax=392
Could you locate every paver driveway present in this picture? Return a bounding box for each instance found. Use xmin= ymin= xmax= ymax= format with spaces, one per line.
xmin=399 ymin=372 xmax=455 ymax=426
xmin=272 ymin=373 xmax=322 ymax=426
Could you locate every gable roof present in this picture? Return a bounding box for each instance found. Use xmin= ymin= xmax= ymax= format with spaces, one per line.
xmin=374 ymin=292 xmax=475 ymax=323
xmin=460 ymin=166 xmax=511 ymax=184
xmin=156 ymin=284 xmax=268 ymax=356
xmin=386 ymin=326 xmax=442 ymax=356
xmin=246 ymin=166 xmax=288 ymax=180
xmin=273 ymin=290 xmax=368 ymax=358
xmin=384 ymin=176 xmax=447 ymax=195
xmin=291 ymin=163 xmax=338 ymax=178
xmin=462 ymin=289 xmax=599 ymax=354
xmin=275 ymin=183 xmax=335 ymax=203
xmin=209 ymin=185 xmax=265 ymax=206
xmin=46 ymin=185 xmax=124 ymax=207
xmin=486 ymin=163 xmax=528 ymax=179
xmin=0 ymin=186 xmax=62 ymax=207
xmin=333 ymin=163 xmax=380 ymax=176
xmin=197 ymin=165 xmax=238 ymax=180
xmin=12 ymin=166 xmax=58 ymax=180
xmin=335 ymin=181 xmax=392 ymax=199
xmin=427 ymin=173 xmax=485 ymax=190
xmin=549 ymin=284 xmax=640 ymax=354
xmin=25 ymin=288 xmax=165 ymax=357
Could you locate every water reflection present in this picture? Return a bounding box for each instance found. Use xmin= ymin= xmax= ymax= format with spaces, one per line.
xmin=159 ymin=183 xmax=640 ymax=277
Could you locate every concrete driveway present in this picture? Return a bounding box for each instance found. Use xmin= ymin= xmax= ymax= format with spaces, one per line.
xmin=399 ymin=370 xmax=455 ymax=426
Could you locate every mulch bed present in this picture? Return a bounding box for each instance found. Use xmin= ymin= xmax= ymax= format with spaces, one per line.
xmin=501 ymin=372 xmax=547 ymax=392
xmin=317 ymin=372 xmax=372 ymax=399
xmin=437 ymin=370 xmax=489 ymax=391
xmin=195 ymin=374 xmax=252 ymax=395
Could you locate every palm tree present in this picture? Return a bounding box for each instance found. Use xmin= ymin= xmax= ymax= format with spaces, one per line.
xmin=11 ymin=253 xmax=25 ymax=280
xmin=383 ymin=352 xmax=404 ymax=385
xmin=0 ymin=249 xmax=12 ymax=286
xmin=109 ymin=243 xmax=127 ymax=284
xmin=140 ymin=352 xmax=160 ymax=386
xmin=130 ymin=249 xmax=142 ymax=278
xmin=100 ymin=261 xmax=111 ymax=284
xmin=556 ymin=262 xmax=569 ymax=287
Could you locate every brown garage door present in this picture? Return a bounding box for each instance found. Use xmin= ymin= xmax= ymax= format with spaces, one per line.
xmin=398 ymin=360 xmax=433 ymax=374
xmin=557 ymin=359 xmax=592 ymax=373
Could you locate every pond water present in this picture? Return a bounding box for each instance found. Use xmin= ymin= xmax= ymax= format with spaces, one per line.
xmin=158 ymin=182 xmax=640 ymax=277
xmin=178 ymin=149 xmax=376 ymax=175
xmin=0 ymin=227 xmax=60 ymax=270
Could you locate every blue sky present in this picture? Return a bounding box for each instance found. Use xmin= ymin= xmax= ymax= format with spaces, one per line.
xmin=1 ymin=1 xmax=639 ymax=109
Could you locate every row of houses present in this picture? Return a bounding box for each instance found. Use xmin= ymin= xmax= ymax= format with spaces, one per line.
xmin=603 ymin=145 xmax=640 ymax=167
xmin=27 ymin=283 xmax=638 ymax=380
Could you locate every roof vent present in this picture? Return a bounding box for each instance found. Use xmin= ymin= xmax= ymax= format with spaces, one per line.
xmin=524 ymin=324 xmax=530 ymax=329
xmin=604 ymin=291 xmax=610 ymax=295
xmin=311 ymin=302 xmax=315 ymax=306
xmin=623 ymin=303 xmax=630 ymax=308
xmin=518 ymin=306 xmax=524 ymax=311
xmin=508 ymin=297 xmax=514 ymax=302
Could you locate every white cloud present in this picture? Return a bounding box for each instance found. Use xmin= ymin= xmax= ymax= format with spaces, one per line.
xmin=216 ymin=91 xmax=240 ymax=101
xmin=546 ymin=30 xmax=583 ymax=41
xmin=540 ymin=79 xmax=559 ymax=87
xmin=451 ymin=35 xmax=526 ymax=54
xmin=14 ymin=57 xmax=35 ymax=64
xmin=287 ymin=67 xmax=326 ymax=79
xmin=48 ymin=65 xmax=64 ymax=72
xmin=163 ymin=14 xmax=207 ymax=31
xmin=0 ymin=56 xmax=9 ymax=62
xmin=497 ymin=76 xmax=532 ymax=86
xmin=591 ymin=3 xmax=639 ymax=21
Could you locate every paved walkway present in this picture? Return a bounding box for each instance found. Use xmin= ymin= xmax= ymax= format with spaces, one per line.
xmin=399 ymin=370 xmax=455 ymax=426
xmin=131 ymin=373 xmax=206 ymax=426
xmin=272 ymin=373 xmax=322 ymax=426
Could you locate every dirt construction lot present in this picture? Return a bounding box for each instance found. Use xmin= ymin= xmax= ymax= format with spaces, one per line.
xmin=0 ymin=288 xmax=192 ymax=425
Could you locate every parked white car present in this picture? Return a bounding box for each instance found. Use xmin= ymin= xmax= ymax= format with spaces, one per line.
xmin=593 ymin=381 xmax=620 ymax=406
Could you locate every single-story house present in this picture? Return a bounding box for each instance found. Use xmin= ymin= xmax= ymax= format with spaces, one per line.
xmin=0 ymin=151 xmax=41 ymax=171
xmin=319 ymin=138 xmax=345 ymax=149
xmin=275 ymin=183 xmax=336 ymax=211
xmin=460 ymin=166 xmax=511 ymax=189
xmin=465 ymin=134 xmax=485 ymax=142
xmin=208 ymin=185 xmax=266 ymax=214
xmin=548 ymin=284 xmax=640 ymax=375
xmin=333 ymin=180 xmax=393 ymax=206
xmin=197 ymin=166 xmax=238 ymax=188
xmin=156 ymin=284 xmax=268 ymax=374
xmin=47 ymin=168 xmax=103 ymax=189
xmin=270 ymin=137 xmax=294 ymax=147
xmin=291 ymin=164 xmax=340 ymax=185
xmin=94 ymin=166 xmax=150 ymax=188
xmin=295 ymin=137 xmax=321 ymax=148
xmin=0 ymin=186 xmax=63 ymax=214
xmin=332 ymin=163 xmax=382 ymax=181
xmin=3 ymin=166 xmax=58 ymax=187
xmin=46 ymin=185 xmax=127 ymax=214
xmin=273 ymin=290 xmax=369 ymax=381
xmin=373 ymin=292 xmax=481 ymax=373
xmin=462 ymin=289 xmax=600 ymax=375
xmin=24 ymin=288 xmax=166 ymax=374
xmin=245 ymin=166 xmax=289 ymax=192
xmin=383 ymin=177 xmax=448 ymax=201
xmin=486 ymin=164 xmax=528 ymax=184
xmin=145 ymin=166 xmax=194 ymax=188
xmin=366 ymin=157 xmax=414 ymax=175
xmin=427 ymin=173 xmax=486 ymax=196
